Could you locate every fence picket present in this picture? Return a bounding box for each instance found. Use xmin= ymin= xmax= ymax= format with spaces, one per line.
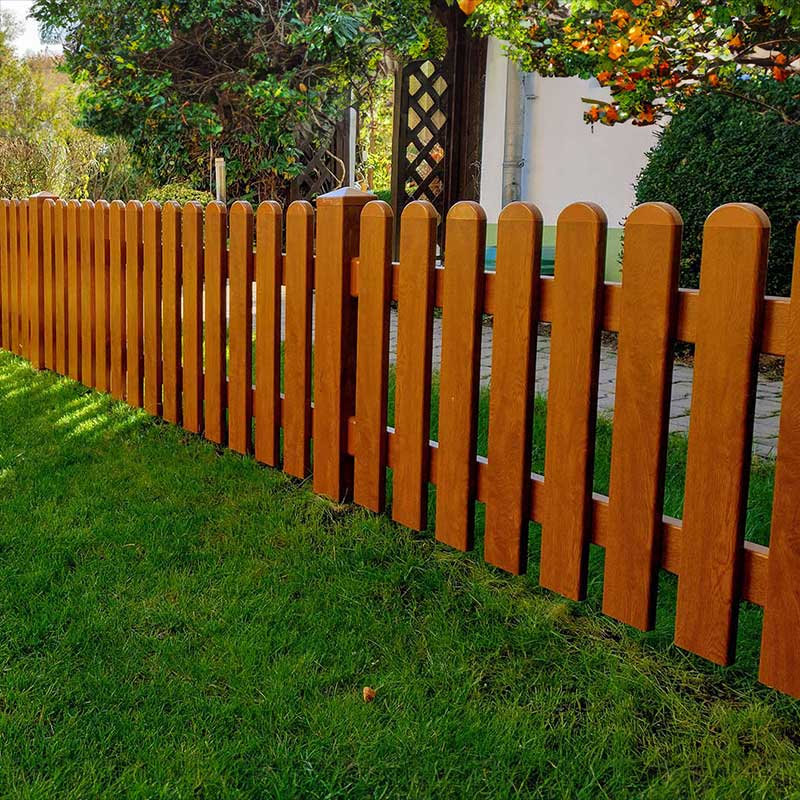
xmin=125 ymin=201 xmax=144 ymax=407
xmin=675 ymin=204 xmax=769 ymax=665
xmin=391 ymin=201 xmax=437 ymax=531
xmin=162 ymin=202 xmax=182 ymax=425
xmin=539 ymin=203 xmax=606 ymax=600
xmin=0 ymin=200 xmax=10 ymax=350
xmin=109 ymin=201 xmax=126 ymax=400
xmin=283 ymin=201 xmax=313 ymax=478
xmin=8 ymin=201 xmax=18 ymax=356
xmin=67 ymin=200 xmax=82 ymax=382
xmin=254 ymin=202 xmax=282 ymax=466
xmin=54 ymin=200 xmax=68 ymax=375
xmin=602 ymin=204 xmax=682 ymax=630
xmin=435 ymin=202 xmax=486 ymax=551
xmin=80 ymin=201 xmax=96 ymax=387
xmin=484 ymin=202 xmax=542 ymax=574
xmin=354 ymin=201 xmax=393 ymax=511
xmin=204 ymin=202 xmax=227 ymax=444
xmin=42 ymin=199 xmax=56 ymax=370
xmin=18 ymin=201 xmax=28 ymax=358
xmin=228 ymin=202 xmax=254 ymax=454
xmin=94 ymin=201 xmax=110 ymax=393
xmin=28 ymin=195 xmax=48 ymax=370
xmin=182 ymin=203 xmax=204 ymax=433
xmin=143 ymin=202 xmax=163 ymax=416
xmin=760 ymin=223 xmax=800 ymax=696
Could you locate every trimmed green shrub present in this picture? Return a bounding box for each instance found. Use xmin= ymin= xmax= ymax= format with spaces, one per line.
xmin=635 ymin=77 xmax=800 ymax=297
xmin=144 ymin=182 xmax=214 ymax=206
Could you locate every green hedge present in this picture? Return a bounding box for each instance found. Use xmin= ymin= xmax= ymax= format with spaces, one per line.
xmin=635 ymin=78 xmax=800 ymax=297
xmin=144 ymin=182 xmax=214 ymax=207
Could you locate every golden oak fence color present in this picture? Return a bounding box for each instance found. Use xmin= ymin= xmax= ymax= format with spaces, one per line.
xmin=1 ymin=189 xmax=799 ymax=699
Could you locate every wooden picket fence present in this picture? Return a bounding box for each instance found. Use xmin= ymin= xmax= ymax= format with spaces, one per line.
xmin=0 ymin=189 xmax=799 ymax=700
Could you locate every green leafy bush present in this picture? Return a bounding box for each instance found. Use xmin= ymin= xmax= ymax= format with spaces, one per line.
xmin=144 ymin=183 xmax=214 ymax=206
xmin=635 ymin=77 xmax=800 ymax=297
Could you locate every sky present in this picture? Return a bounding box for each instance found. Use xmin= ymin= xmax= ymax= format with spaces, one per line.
xmin=0 ymin=0 xmax=62 ymax=55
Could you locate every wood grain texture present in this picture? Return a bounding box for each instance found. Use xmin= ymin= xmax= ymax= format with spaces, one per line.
xmin=17 ymin=201 xmax=28 ymax=358
xmin=7 ymin=202 xmax=19 ymax=356
xmin=391 ymin=201 xmax=437 ymax=530
xmin=80 ymin=201 xmax=96 ymax=386
xmin=93 ymin=201 xmax=110 ymax=392
xmin=254 ymin=201 xmax=282 ymax=466
xmin=228 ymin=201 xmax=254 ymax=454
xmin=434 ymin=202 xmax=486 ymax=551
xmin=484 ymin=202 xmax=542 ymax=574
xmin=54 ymin=200 xmax=68 ymax=375
xmin=42 ymin=199 xmax=56 ymax=370
xmin=760 ymin=222 xmax=800 ymax=696
xmin=109 ymin=201 xmax=126 ymax=400
xmin=312 ymin=188 xmax=373 ymax=500
xmin=539 ymin=203 xmax=607 ymax=600
xmin=283 ymin=201 xmax=313 ymax=478
xmin=353 ymin=201 xmax=393 ymax=511
xmin=0 ymin=200 xmax=9 ymax=350
xmin=204 ymin=202 xmax=227 ymax=444
xmin=161 ymin=202 xmax=182 ymax=424
xmin=67 ymin=200 xmax=82 ymax=382
xmin=182 ymin=203 xmax=204 ymax=433
xmin=602 ymin=203 xmax=682 ymax=630
xmin=27 ymin=196 xmax=46 ymax=369
xmin=125 ymin=201 xmax=144 ymax=407
xmin=143 ymin=202 xmax=163 ymax=416
xmin=675 ymin=203 xmax=769 ymax=666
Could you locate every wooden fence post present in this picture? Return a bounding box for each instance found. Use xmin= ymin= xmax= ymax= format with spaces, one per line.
xmin=28 ymin=192 xmax=58 ymax=370
xmin=313 ymin=187 xmax=373 ymax=501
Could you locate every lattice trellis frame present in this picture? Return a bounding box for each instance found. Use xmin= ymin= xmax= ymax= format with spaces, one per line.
xmin=394 ymin=59 xmax=452 ymax=219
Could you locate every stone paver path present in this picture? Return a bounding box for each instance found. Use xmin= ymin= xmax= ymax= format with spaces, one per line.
xmin=386 ymin=311 xmax=783 ymax=459
xmin=273 ymin=295 xmax=783 ymax=459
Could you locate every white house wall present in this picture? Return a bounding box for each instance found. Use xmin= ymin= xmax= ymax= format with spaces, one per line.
xmin=478 ymin=40 xmax=660 ymax=278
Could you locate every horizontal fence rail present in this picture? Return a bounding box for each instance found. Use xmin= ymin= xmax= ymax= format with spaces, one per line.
xmin=1 ymin=189 xmax=799 ymax=699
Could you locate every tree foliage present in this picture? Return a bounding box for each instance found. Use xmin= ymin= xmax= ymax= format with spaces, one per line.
xmin=0 ymin=13 xmax=144 ymax=199
xmin=469 ymin=0 xmax=800 ymax=127
xmin=635 ymin=78 xmax=800 ymax=296
xmin=31 ymin=0 xmax=446 ymax=201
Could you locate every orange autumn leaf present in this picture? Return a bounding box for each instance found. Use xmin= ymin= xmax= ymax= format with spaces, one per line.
xmin=604 ymin=105 xmax=620 ymax=123
xmin=708 ymin=73 xmax=720 ymax=86
xmin=773 ymin=66 xmax=789 ymax=82
xmin=608 ymin=38 xmax=629 ymax=60
xmin=610 ymin=8 xmax=630 ymax=27
xmin=588 ymin=104 xmax=601 ymax=121
xmin=597 ymin=70 xmax=613 ymax=83
xmin=362 ymin=686 xmax=377 ymax=702
xmin=628 ymin=26 xmax=651 ymax=47
xmin=573 ymin=38 xmax=592 ymax=53
xmin=728 ymin=34 xmax=743 ymax=49
xmin=632 ymin=0 xmax=645 ymax=5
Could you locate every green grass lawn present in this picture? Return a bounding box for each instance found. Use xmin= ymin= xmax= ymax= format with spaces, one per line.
xmin=0 ymin=349 xmax=798 ymax=799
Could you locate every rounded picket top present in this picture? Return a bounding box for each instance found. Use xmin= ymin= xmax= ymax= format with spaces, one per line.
xmin=446 ymin=200 xmax=486 ymax=224
xmin=80 ymin=198 xmax=94 ymax=211
xmin=125 ymin=199 xmax=143 ymax=214
xmin=361 ymin=198 xmax=393 ymax=220
xmin=626 ymin=201 xmax=682 ymax=229
xmin=705 ymin=202 xmax=770 ymax=232
xmin=143 ymin=199 xmax=160 ymax=213
xmin=109 ymin=199 xmax=125 ymax=213
xmin=401 ymin=199 xmax=437 ymax=222
xmin=231 ymin=199 xmax=253 ymax=218
xmin=257 ymin=199 xmax=282 ymax=222
xmin=95 ymin=198 xmax=110 ymax=213
xmin=557 ymin=201 xmax=607 ymax=227
xmin=287 ymin=199 xmax=314 ymax=221
xmin=498 ymin=200 xmax=543 ymax=226
xmin=162 ymin=199 xmax=181 ymax=215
